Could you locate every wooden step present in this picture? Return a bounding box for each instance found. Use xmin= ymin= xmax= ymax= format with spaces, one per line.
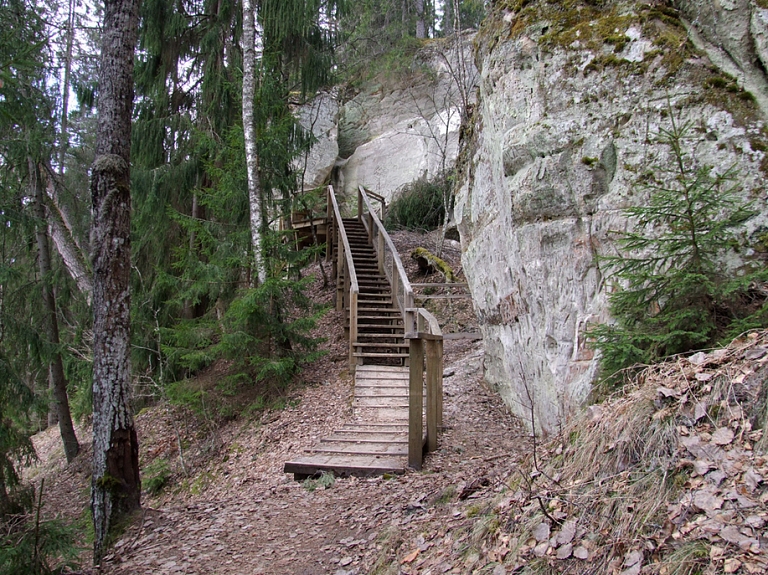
xmin=283 ymin=455 xmax=405 ymax=479
xmin=306 ymin=443 xmax=407 ymax=457
xmin=353 ymin=352 xmax=410 ymax=359
xmin=323 ymin=431 xmax=406 ymax=442
xmin=354 ymin=342 xmax=409 ymax=349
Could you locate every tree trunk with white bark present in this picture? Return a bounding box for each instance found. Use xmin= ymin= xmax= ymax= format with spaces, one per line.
xmin=242 ymin=0 xmax=266 ymax=285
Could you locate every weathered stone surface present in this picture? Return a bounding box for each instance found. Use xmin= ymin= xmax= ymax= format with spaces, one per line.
xmin=676 ymin=0 xmax=768 ymax=119
xmin=455 ymin=1 xmax=768 ymax=433
xmin=295 ymin=91 xmax=339 ymax=190
xmin=337 ymin=34 xmax=476 ymax=203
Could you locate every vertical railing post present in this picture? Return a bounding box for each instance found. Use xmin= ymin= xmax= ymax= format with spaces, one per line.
xmin=378 ymin=229 xmax=384 ymax=275
xmin=408 ymin=337 xmax=424 ymax=470
xmin=367 ymin=212 xmax=373 ymax=244
xmin=336 ymin=226 xmax=344 ymax=312
xmin=349 ymin=290 xmax=358 ymax=372
xmin=425 ymin=338 xmax=440 ymax=453
xmin=392 ymin=259 xmax=399 ymax=312
xmin=326 ymin=187 xmax=333 ymax=264
xmin=357 ymin=188 xmax=362 ymax=222
xmin=436 ymin=338 xmax=443 ymax=431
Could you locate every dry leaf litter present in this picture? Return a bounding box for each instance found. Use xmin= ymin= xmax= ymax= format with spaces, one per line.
xmin=23 ymin=229 xmax=768 ymax=574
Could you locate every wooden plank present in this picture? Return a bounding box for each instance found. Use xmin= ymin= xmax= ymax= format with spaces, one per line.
xmin=356 ymin=365 xmax=408 ymax=373
xmin=409 ymin=338 xmax=424 ymax=470
xmin=308 ymin=444 xmax=407 ymax=456
xmin=425 ymin=338 xmax=440 ymax=453
xmin=410 ymin=283 xmax=468 ymax=288
xmin=283 ymin=455 xmax=405 ymax=477
xmin=322 ymin=435 xmax=406 ymax=444
xmin=443 ymin=332 xmax=483 ymax=340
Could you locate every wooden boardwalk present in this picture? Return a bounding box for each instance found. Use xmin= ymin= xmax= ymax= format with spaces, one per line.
xmin=283 ymin=365 xmax=417 ymax=479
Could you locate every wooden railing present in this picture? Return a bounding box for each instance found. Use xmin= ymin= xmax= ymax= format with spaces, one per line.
xmin=356 ymin=186 xmax=443 ymax=470
xmin=326 ymin=185 xmax=359 ymax=368
xmin=357 ymin=186 xmax=416 ymax=335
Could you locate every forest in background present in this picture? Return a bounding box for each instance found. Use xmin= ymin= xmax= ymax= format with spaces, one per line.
xmin=0 ymin=0 xmax=485 ymax=569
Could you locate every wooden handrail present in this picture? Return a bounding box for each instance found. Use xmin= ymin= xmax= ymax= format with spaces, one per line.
xmin=328 ymin=185 xmax=359 ymax=369
xmin=357 ymin=186 xmax=416 ymax=336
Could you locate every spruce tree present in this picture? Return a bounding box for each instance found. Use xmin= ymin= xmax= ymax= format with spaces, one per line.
xmin=592 ymin=112 xmax=764 ymax=382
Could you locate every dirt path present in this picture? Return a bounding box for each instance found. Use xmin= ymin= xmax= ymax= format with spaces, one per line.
xmin=28 ymin=230 xmax=531 ymax=574
xmin=96 ymin=337 xmax=528 ymax=575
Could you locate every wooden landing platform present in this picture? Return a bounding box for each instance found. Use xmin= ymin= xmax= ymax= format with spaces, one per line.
xmin=284 ymin=365 xmax=419 ymax=479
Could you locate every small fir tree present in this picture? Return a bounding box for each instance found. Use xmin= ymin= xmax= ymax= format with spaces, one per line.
xmin=592 ymin=111 xmax=766 ymax=383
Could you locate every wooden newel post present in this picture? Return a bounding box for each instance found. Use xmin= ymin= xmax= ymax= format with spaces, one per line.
xmin=425 ymin=338 xmax=441 ymax=453
xmin=409 ymin=337 xmax=424 ymax=470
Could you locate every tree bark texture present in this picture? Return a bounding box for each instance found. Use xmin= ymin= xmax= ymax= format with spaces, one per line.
xmin=30 ymin=159 xmax=80 ymax=463
xmin=90 ymin=0 xmax=141 ymax=564
xmin=44 ymin=172 xmax=93 ymax=301
xmin=242 ymin=0 xmax=266 ymax=285
xmin=416 ymin=0 xmax=426 ymax=38
xmin=58 ymin=0 xmax=76 ymax=175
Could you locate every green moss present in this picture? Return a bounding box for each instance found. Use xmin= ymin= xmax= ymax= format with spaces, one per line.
xmin=411 ymin=247 xmax=458 ymax=282
xmin=581 ymin=156 xmax=598 ymax=167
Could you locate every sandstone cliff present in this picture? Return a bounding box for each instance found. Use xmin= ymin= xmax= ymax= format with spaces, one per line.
xmin=455 ymin=0 xmax=768 ymax=433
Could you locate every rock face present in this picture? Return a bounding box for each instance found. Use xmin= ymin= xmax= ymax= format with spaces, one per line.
xmin=454 ymin=1 xmax=768 ymax=434
xmin=337 ymin=35 xmax=476 ymax=203
xmin=295 ymin=91 xmax=339 ymax=190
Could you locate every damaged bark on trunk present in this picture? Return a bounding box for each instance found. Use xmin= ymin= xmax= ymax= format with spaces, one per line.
xmin=90 ymin=0 xmax=141 ymax=564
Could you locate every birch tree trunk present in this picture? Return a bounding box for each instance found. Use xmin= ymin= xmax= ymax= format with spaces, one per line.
xmin=30 ymin=160 xmax=80 ymax=462
xmin=242 ymin=0 xmax=266 ymax=285
xmin=90 ymin=0 xmax=141 ymax=563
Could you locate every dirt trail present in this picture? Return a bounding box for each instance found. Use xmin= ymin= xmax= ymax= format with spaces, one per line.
xmin=27 ymin=230 xmax=531 ymax=574
xmin=95 ymin=338 xmax=528 ymax=575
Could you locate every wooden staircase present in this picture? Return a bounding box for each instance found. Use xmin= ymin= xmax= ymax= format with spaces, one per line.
xmin=342 ymin=218 xmax=409 ymax=366
xmin=283 ymin=186 xmax=443 ymax=480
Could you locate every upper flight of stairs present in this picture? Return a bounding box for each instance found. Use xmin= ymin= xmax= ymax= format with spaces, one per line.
xmin=341 ymin=218 xmax=409 ymax=366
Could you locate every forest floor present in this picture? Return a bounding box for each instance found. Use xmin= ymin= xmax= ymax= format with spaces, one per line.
xmin=25 ymin=229 xmax=768 ymax=575
xmin=27 ymin=229 xmax=534 ymax=575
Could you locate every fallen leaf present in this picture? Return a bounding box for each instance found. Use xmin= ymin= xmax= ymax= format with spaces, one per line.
xmin=711 ymin=428 xmax=734 ymax=446
xmin=724 ymin=558 xmax=742 ymax=573
xmin=533 ymin=542 xmax=549 ymax=557
xmin=624 ymin=550 xmax=643 ymax=567
xmin=689 ymin=352 xmax=709 ymax=365
xmin=556 ymin=543 xmax=572 ymax=559
xmin=556 ymin=520 xmax=576 ymax=545
xmin=693 ymin=460 xmax=713 ymax=475
xmin=695 ymin=372 xmax=713 ymax=381
xmin=692 ymin=489 xmax=723 ymax=512
xmin=743 ymin=468 xmax=763 ymax=493
xmin=532 ymin=522 xmax=550 ymax=542
xmin=574 ymin=546 xmax=589 ymax=560
xmin=401 ymin=549 xmax=419 ymax=564
xmin=657 ymin=386 xmax=679 ymax=398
